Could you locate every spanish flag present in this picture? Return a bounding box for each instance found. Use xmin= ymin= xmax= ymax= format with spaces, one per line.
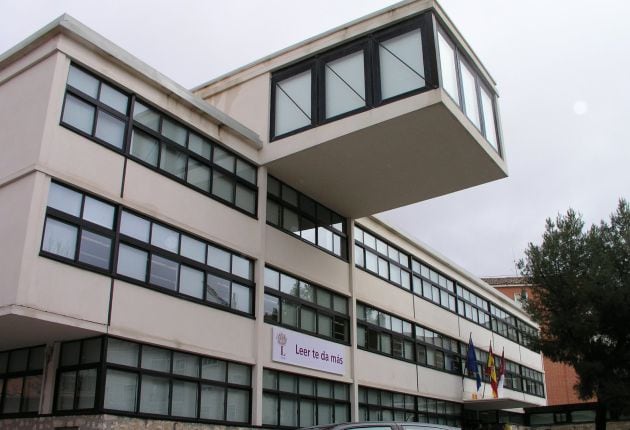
xmin=486 ymin=343 xmax=498 ymax=398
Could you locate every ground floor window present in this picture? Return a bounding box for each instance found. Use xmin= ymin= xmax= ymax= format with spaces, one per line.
xmin=262 ymin=368 xmax=350 ymax=428
xmin=0 ymin=345 xmax=45 ymax=416
xmin=54 ymin=336 xmax=252 ymax=424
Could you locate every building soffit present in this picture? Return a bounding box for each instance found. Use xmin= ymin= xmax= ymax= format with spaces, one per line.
xmin=0 ymin=14 xmax=263 ymax=151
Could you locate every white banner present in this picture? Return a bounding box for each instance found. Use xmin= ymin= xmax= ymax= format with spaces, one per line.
xmin=272 ymin=326 xmax=346 ymax=375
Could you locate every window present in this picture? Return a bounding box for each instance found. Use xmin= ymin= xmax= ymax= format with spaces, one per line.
xmin=264 ymin=267 xmax=349 ymax=343
xmin=267 ymin=176 xmax=347 ymax=259
xmin=354 ymin=225 xmax=411 ymax=290
xmin=521 ymin=366 xmax=545 ymax=398
xmin=61 ymin=64 xmax=258 ymax=215
xmin=262 ymin=369 xmax=349 ymax=427
xmin=0 ymin=345 xmax=45 ymax=415
xmin=54 ymin=337 xmax=252 ymax=423
xmin=271 ymin=13 xmax=434 ymax=140
xmin=356 ymin=303 xmax=415 ymax=363
xmin=436 ymin=27 xmax=500 ymax=153
xmin=42 ymin=182 xmax=116 ymax=271
xmin=411 ymin=260 xmax=456 ymax=312
xmin=415 ymin=326 xmax=460 ymax=374
xmin=41 ymin=182 xmax=255 ymax=316
xmin=358 ymin=386 xmax=462 ymax=427
xmin=456 ymin=284 xmax=491 ymax=329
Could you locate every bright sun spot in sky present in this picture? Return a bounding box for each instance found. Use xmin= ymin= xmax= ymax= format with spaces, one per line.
xmin=573 ymin=100 xmax=588 ymax=115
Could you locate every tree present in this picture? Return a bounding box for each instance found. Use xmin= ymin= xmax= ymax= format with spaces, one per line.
xmin=519 ymin=200 xmax=630 ymax=428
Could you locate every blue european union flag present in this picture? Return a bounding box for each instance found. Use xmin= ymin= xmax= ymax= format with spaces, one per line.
xmin=465 ymin=335 xmax=481 ymax=391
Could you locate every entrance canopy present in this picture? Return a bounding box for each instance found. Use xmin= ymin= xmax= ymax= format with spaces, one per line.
xmin=463 ymin=397 xmax=541 ymax=411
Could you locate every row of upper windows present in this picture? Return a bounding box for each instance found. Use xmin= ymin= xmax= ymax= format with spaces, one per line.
xmin=61 ymin=64 xmax=258 ymax=216
xmin=356 ymin=302 xmax=545 ymax=398
xmin=354 ymin=224 xmax=539 ymax=350
xmin=269 ymin=12 xmax=501 ymax=155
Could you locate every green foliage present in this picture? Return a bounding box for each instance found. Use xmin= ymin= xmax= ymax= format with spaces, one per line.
xmin=519 ymin=200 xmax=630 ymax=415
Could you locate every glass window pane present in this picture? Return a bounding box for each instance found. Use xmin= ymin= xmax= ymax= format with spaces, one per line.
xmin=141 ymin=345 xmax=171 ymax=372
xmin=232 ymin=255 xmax=252 ymax=280
xmin=171 ymin=380 xmax=197 ymax=418
xmin=299 ymin=281 xmax=314 ymax=302
xmin=236 ymin=159 xmax=256 ymax=184
xmin=200 ymin=384 xmax=225 ymax=420
xmin=130 ymin=130 xmax=159 ymax=166
xmin=379 ymin=29 xmax=424 ymax=99
xmin=83 ymin=196 xmax=115 ymax=229
xmin=202 ymin=358 xmax=226 ymax=381
xmin=104 ymin=369 xmax=138 ymax=412
xmin=67 ymin=65 xmax=99 ymax=98
xmin=231 ymin=283 xmax=252 ymax=313
xmin=282 ymin=185 xmax=298 ymax=206
xmin=266 ymin=200 xmax=280 ymax=225
xmin=207 ymin=245 xmax=231 ymax=272
xmin=318 ymin=314 xmax=333 ymax=337
xmin=300 ymin=399 xmax=316 ymax=427
xmin=173 ymin=352 xmax=199 ymax=377
xmin=188 ymin=133 xmax=212 ymax=159
xmin=23 ymin=376 xmax=42 ymax=412
xmin=333 ymin=295 xmax=347 ymax=314
xmin=480 ymin=86 xmax=498 ymax=150
xmin=149 ymin=254 xmax=178 ymax=290
xmin=317 ymin=288 xmax=331 ymax=308
xmin=160 ymin=144 xmax=187 ymax=179
xmin=235 ymin=184 xmax=256 ymax=214
xmin=161 ymin=118 xmax=187 ymax=146
xmin=300 ymin=307 xmax=316 ymax=332
xmin=81 ymin=338 xmax=101 ymax=364
xmin=56 ymin=371 xmax=76 ymax=410
xmin=274 ymin=70 xmax=312 ymax=136
xmin=78 ymin=230 xmax=112 ymax=269
xmin=76 ymin=369 xmax=96 ymax=409
xmin=120 ymin=211 xmax=150 ymax=242
xmin=60 ymin=342 xmax=80 ymax=367
xmin=187 ymin=158 xmax=211 ymax=192
xmin=139 ymin=374 xmax=169 ymax=415
xmin=317 ymin=402 xmax=333 ymax=425
xmin=179 ymin=265 xmax=204 ymax=299
xmin=335 ymin=403 xmax=349 ymax=423
xmin=213 ymin=146 xmax=236 ymax=172
xmin=437 ymin=31 xmax=459 ymax=104
xmin=262 ymin=394 xmax=278 ymax=425
xmin=48 ymin=182 xmax=82 ymax=216
xmin=107 ymin=338 xmax=139 ymax=366
xmin=206 ymin=274 xmax=230 ymax=307
xmin=180 ymin=235 xmax=205 ymax=263
xmin=460 ymin=60 xmax=481 ymax=128
xmin=325 ymin=50 xmax=366 ymax=118
xmin=42 ymin=218 xmax=78 ymax=259
xmin=228 ymin=362 xmax=250 ymax=385
xmin=264 ymin=267 xmax=280 ymax=289
xmin=133 ymin=102 xmax=160 ymax=131
xmin=226 ymin=389 xmax=249 ymax=422
xmin=95 ymin=110 xmax=126 ymax=149
xmin=212 ymin=171 xmax=234 ymax=202
xmin=279 ymin=273 xmax=297 ymax=295
xmin=355 ymin=245 xmax=364 ymax=267
xmin=318 ymin=227 xmax=333 ymax=251
xmin=280 ymin=397 xmax=297 ymax=427
xmin=264 ymin=294 xmax=280 ymax=322
xmin=366 ymin=251 xmax=378 ymax=272
xmin=151 ymin=223 xmax=179 ymax=253
xmin=282 ymin=300 xmax=298 ymax=327
xmin=99 ymin=83 xmax=128 ymax=114
xmin=2 ymin=377 xmax=22 ymax=413
xmin=282 ymin=208 xmax=299 ymax=234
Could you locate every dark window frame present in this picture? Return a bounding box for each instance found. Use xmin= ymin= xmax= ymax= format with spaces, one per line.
xmin=60 ymin=63 xmax=258 ymax=218
xmin=40 ymin=180 xmax=256 ymax=319
xmin=263 ymin=266 xmax=350 ymax=345
xmin=267 ymin=175 xmax=348 ymax=261
xmin=262 ymin=368 xmax=350 ymax=429
xmin=0 ymin=345 xmax=46 ymax=417
xmin=270 ymin=12 xmax=438 ymax=141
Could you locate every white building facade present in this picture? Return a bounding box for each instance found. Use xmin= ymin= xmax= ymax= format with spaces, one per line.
xmin=0 ymin=2 xmax=545 ymax=429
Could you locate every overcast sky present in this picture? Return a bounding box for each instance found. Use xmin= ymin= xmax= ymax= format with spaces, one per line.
xmin=2 ymin=0 xmax=629 ymax=278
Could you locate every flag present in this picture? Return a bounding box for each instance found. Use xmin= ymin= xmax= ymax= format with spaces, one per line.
xmin=486 ymin=343 xmax=498 ymax=398
xmin=497 ymin=347 xmax=506 ymax=398
xmin=465 ymin=335 xmax=481 ymax=391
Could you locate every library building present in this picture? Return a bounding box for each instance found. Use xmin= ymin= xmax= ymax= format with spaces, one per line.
xmin=0 ymin=1 xmax=546 ymax=429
